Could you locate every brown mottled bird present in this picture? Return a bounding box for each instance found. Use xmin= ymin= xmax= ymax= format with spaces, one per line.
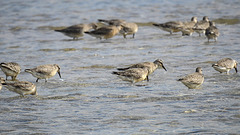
xmin=98 ymin=19 xmax=138 ymax=38
xmin=0 ymin=62 xmax=21 ymax=80
xmin=2 ymin=81 xmax=37 ymax=96
xmin=117 ymin=59 xmax=167 ymax=76
xmin=84 ymin=25 xmax=123 ymax=40
xmin=112 ymin=67 xmax=149 ymax=83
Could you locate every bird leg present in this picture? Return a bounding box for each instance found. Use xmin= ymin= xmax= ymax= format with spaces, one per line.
xmin=146 ymin=76 xmax=149 ymax=82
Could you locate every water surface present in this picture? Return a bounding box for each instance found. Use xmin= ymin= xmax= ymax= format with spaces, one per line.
xmin=0 ymin=0 xmax=240 ymax=134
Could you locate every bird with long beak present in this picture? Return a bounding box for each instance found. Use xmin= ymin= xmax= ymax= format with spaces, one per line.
xmin=25 ymin=64 xmax=61 ymax=82
xmin=117 ymin=59 xmax=167 ymax=74
xmin=212 ymin=58 xmax=238 ymax=75
xmin=117 ymin=59 xmax=167 ymax=80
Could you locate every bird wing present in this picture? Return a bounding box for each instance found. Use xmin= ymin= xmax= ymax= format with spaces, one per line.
xmin=6 ymin=81 xmax=34 ymax=92
xmin=206 ymin=26 xmax=219 ymax=35
xmin=121 ymin=68 xmax=145 ymax=79
xmin=56 ymin=24 xmax=84 ymax=33
xmin=193 ymin=21 xmax=209 ymax=30
xmin=34 ymin=65 xmax=54 ymax=74
xmin=89 ymin=27 xmax=113 ymax=35
xmin=0 ymin=62 xmax=20 ymax=73
xmin=217 ymin=58 xmax=234 ymax=68
xmin=181 ymin=73 xmax=204 ymax=84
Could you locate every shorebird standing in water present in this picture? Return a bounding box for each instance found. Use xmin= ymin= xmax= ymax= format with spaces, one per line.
xmin=120 ymin=22 xmax=138 ymax=38
xmin=117 ymin=59 xmax=167 ymax=76
xmin=2 ymin=81 xmax=37 ymax=96
xmin=205 ymin=21 xmax=220 ymax=42
xmin=0 ymin=62 xmax=21 ymax=80
xmin=112 ymin=67 xmax=149 ymax=83
xmin=193 ymin=16 xmax=210 ymax=36
xmin=84 ymin=25 xmax=123 ymax=40
xmin=54 ymin=23 xmax=97 ymax=40
xmin=25 ymin=64 xmax=61 ymax=82
xmin=212 ymin=58 xmax=238 ymax=74
xmin=178 ymin=17 xmax=198 ymax=36
xmin=178 ymin=67 xmax=204 ymax=89
xmin=98 ymin=19 xmax=138 ymax=39
xmin=153 ymin=20 xmax=183 ymax=34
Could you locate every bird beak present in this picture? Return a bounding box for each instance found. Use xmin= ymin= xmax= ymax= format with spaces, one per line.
xmin=58 ymin=71 xmax=62 ymax=78
xmin=235 ymin=67 xmax=238 ymax=73
xmin=162 ymin=65 xmax=167 ymax=71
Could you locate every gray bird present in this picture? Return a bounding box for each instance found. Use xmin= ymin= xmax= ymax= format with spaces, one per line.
xmin=212 ymin=58 xmax=237 ymax=74
xmin=193 ymin=16 xmax=210 ymax=36
xmin=178 ymin=67 xmax=204 ymax=89
xmin=153 ymin=21 xmax=183 ymax=34
xmin=55 ymin=23 xmax=97 ymax=39
xmin=25 ymin=64 xmax=61 ymax=82
xmin=178 ymin=17 xmax=198 ymax=36
xmin=205 ymin=21 xmax=220 ymax=42
xmin=98 ymin=19 xmax=126 ymax=26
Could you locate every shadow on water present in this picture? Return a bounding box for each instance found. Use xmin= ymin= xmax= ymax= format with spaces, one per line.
xmin=38 ymin=48 xmax=78 ymax=52
xmin=0 ymin=95 xmax=37 ymax=102
xmin=74 ymin=65 xmax=115 ymax=70
xmin=133 ymin=95 xmax=194 ymax=103
xmin=37 ymin=93 xmax=86 ymax=101
xmin=61 ymin=38 xmax=84 ymax=41
xmin=99 ymin=40 xmax=115 ymax=43
xmin=203 ymin=41 xmax=218 ymax=45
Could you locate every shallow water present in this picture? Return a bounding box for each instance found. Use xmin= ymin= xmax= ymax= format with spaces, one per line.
xmin=0 ymin=0 xmax=240 ymax=134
